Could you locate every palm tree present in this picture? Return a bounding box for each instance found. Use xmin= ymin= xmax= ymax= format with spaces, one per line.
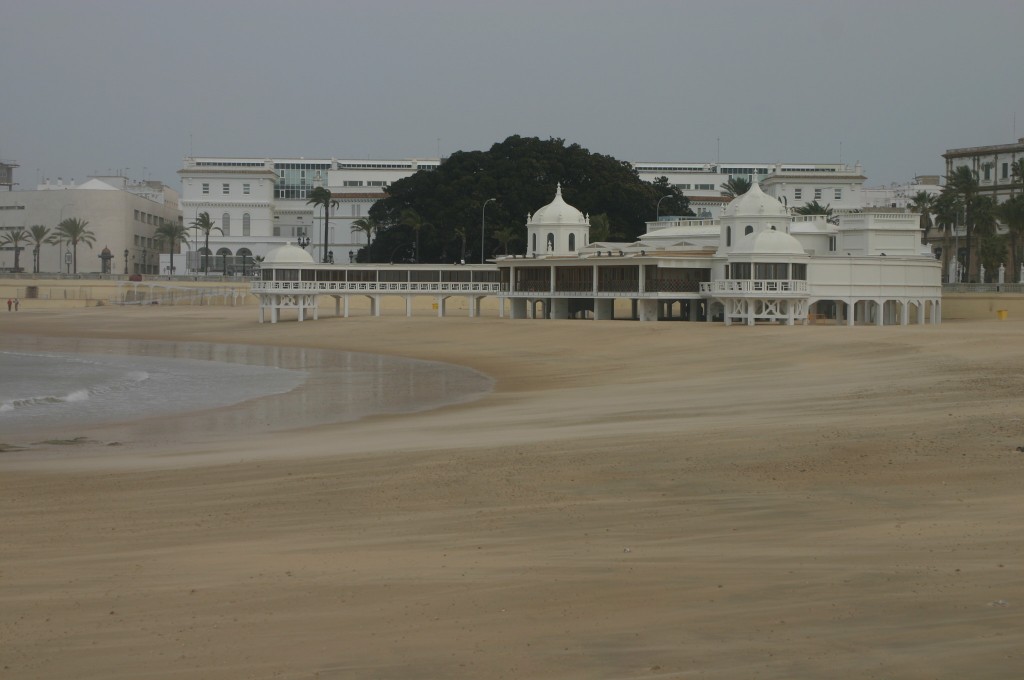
xmin=794 ymin=200 xmax=832 ymax=216
xmin=306 ymin=186 xmax=339 ymax=263
xmin=55 ymin=218 xmax=96 ymax=274
xmin=190 ymin=212 xmax=221 ymax=274
xmin=28 ymin=225 xmax=50 ymax=273
xmin=997 ymin=194 xmax=1024 ymax=274
xmin=399 ymin=208 xmax=430 ymax=263
xmin=589 ymin=213 xmax=612 ymax=242
xmin=907 ymin=191 xmax=935 ymax=244
xmin=932 ymin=190 xmax=961 ymax=279
xmin=351 ymin=217 xmax=379 ymax=246
xmin=155 ymin=220 xmax=190 ymax=276
xmin=0 ymin=227 xmax=29 ymax=273
xmin=943 ymin=165 xmax=979 ymax=280
xmin=491 ymin=225 xmax=520 ymax=255
xmin=720 ymin=176 xmax=752 ymax=199
xmin=1011 ymin=159 xmax=1024 ymax=197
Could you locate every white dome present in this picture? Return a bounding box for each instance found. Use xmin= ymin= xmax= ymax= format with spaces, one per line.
xmin=722 ymin=181 xmax=789 ymax=219
xmin=731 ymin=229 xmax=806 ymax=256
xmin=530 ymin=184 xmax=587 ymax=225
xmin=263 ymin=243 xmax=316 ymax=265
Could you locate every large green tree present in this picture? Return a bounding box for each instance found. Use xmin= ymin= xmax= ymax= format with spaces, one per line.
xmin=366 ymin=136 xmax=691 ymax=263
xmin=55 ymin=218 xmax=96 ymax=274
xmin=0 ymin=227 xmax=29 ymax=273
xmin=190 ymin=211 xmax=221 ymax=274
xmin=155 ymin=220 xmax=190 ymax=276
xmin=306 ymin=186 xmax=339 ymax=263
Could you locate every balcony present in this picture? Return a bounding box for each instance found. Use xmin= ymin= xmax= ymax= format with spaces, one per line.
xmin=700 ymin=279 xmax=808 ymax=295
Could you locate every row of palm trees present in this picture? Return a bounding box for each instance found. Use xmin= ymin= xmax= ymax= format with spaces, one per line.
xmin=0 ymin=218 xmax=96 ymax=274
xmin=913 ymin=160 xmax=1024 ymax=282
xmin=0 ymin=212 xmax=228 ymax=276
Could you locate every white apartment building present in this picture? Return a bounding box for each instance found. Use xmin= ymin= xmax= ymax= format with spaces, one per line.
xmin=179 ymin=155 xmax=871 ymax=265
xmin=0 ymin=174 xmax=181 ymax=275
xmin=178 ymin=157 xmax=440 ymax=269
xmin=943 ymin=138 xmax=1024 ymax=205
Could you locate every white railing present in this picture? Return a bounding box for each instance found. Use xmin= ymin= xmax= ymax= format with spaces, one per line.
xmin=251 ymin=280 xmax=501 ymax=294
xmin=700 ymin=279 xmax=808 ymax=294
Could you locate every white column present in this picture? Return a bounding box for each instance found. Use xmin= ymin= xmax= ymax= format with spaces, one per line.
xmin=344 ymin=295 xmax=350 ymax=318
xmin=405 ymin=296 xmax=413 ymax=317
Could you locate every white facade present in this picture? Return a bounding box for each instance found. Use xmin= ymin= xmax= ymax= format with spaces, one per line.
xmin=759 ymin=163 xmax=866 ymax=213
xmin=178 ymin=157 xmax=441 ymax=267
xmin=499 ymin=181 xmax=942 ymax=326
xmin=0 ymin=176 xmax=181 ymax=275
xmin=182 ymin=155 xmax=870 ymax=265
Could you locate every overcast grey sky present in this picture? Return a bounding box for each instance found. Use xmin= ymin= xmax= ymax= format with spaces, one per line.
xmin=2 ymin=0 xmax=1022 ymax=189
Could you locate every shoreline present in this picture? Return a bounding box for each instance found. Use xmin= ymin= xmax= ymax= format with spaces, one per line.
xmin=2 ymin=305 xmax=1022 ymax=678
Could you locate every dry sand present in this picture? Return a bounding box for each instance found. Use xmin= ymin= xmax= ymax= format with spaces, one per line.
xmin=1 ymin=303 xmax=1022 ymax=679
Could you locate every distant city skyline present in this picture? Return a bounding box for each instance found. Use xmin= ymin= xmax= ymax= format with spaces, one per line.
xmin=2 ymin=0 xmax=1021 ymax=189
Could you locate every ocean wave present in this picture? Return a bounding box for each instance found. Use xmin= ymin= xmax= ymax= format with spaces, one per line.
xmin=1 ymin=388 xmax=91 ymax=413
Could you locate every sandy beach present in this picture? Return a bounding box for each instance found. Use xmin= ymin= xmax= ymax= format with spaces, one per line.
xmin=1 ymin=303 xmax=1022 ymax=679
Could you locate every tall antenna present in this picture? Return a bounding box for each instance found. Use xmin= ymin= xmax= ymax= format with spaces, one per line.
xmin=839 ymin=141 xmax=843 ymax=165
xmin=716 ymin=137 xmax=720 ymax=167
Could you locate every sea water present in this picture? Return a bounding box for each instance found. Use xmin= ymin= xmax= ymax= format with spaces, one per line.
xmin=0 ymin=349 xmax=306 ymax=434
xmin=0 ymin=338 xmax=494 ymax=439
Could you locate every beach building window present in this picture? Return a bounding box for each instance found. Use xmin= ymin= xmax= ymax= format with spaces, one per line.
xmin=1002 ymin=163 xmax=1009 ymax=179
xmin=794 ymin=188 xmax=802 ymax=200
xmin=242 ymin=213 xmax=251 ymax=236
xmin=222 ymin=212 xmax=231 ymax=236
xmin=223 ymin=183 xmax=230 ymax=195
xmin=732 ymin=262 xmax=752 ymax=279
xmin=532 ymin=233 xmax=537 ymax=253
xmin=755 ymin=262 xmax=789 ymax=280
xmin=834 ymin=189 xmax=842 ymax=200
xmin=569 ymin=233 xmax=576 ymax=251
xmin=243 ymin=183 xmax=251 ymax=195
xmin=744 ymin=225 xmax=753 ymax=235
xmin=547 ymin=233 xmax=555 ymax=251
xmin=202 ymin=183 xmax=209 ymax=195
xmin=829 ymin=236 xmax=837 ymax=252
xmin=814 ymin=189 xmax=822 ymax=200
xmin=726 ymin=226 xmax=731 ymax=246
xmin=792 ymin=263 xmax=807 ymax=280
xmin=134 ymin=210 xmax=140 ymax=221
xmin=343 ymin=181 xmax=363 ymax=187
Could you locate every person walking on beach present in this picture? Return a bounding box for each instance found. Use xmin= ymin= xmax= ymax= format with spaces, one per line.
xmin=13 ymin=298 xmax=19 ymax=311
xmin=6 ymin=298 xmax=11 ymax=311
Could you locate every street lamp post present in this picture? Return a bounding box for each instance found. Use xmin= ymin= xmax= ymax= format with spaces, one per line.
xmin=123 ymin=249 xmax=129 ymax=275
xmin=481 ymin=197 xmax=496 ymax=264
xmin=142 ymin=247 xmax=147 ymax=275
xmin=656 ymin=194 xmax=673 ymax=221
xmin=296 ymin=235 xmax=311 ymax=249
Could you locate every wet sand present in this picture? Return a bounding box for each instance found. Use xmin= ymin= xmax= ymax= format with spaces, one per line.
xmin=1 ymin=304 xmax=1022 ymax=678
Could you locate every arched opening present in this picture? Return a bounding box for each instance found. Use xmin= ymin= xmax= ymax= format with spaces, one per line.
xmin=726 ymin=226 xmax=732 ymax=246
xmin=242 ymin=213 xmax=251 ymax=236
xmin=222 ymin=212 xmax=231 ymax=236
xmin=546 ymin=233 xmax=555 ymax=251
xmin=237 ymin=247 xmax=253 ymax=275
xmin=569 ymin=233 xmax=576 ymax=251
xmin=531 ymin=233 xmax=537 ymax=253
xmin=744 ymin=225 xmax=754 ymax=235
xmin=216 ymin=247 xmax=232 ymax=274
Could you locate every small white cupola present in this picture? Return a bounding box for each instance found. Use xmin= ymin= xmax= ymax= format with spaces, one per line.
xmin=525 ymin=183 xmax=590 ymax=256
xmin=717 ymin=180 xmax=792 ymax=255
